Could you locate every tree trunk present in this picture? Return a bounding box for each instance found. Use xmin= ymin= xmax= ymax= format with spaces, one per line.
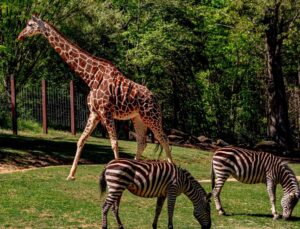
xmin=265 ymin=30 xmax=293 ymax=150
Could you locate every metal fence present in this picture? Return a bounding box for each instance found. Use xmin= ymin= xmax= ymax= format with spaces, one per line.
xmin=17 ymin=84 xmax=89 ymax=131
xmin=6 ymin=78 xmax=89 ymax=133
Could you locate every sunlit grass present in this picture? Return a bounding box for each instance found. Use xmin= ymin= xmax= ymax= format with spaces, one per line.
xmin=1 ymin=129 xmax=300 ymax=228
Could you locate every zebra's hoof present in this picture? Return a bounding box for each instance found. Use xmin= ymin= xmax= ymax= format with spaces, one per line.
xmin=67 ymin=175 xmax=76 ymax=181
xmin=273 ymin=214 xmax=280 ymax=220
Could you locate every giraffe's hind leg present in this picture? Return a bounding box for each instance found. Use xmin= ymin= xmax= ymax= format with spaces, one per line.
xmin=132 ymin=116 xmax=148 ymax=161
xmin=142 ymin=116 xmax=173 ymax=163
xmin=139 ymin=99 xmax=173 ymax=163
xmin=102 ymin=112 xmax=119 ymax=159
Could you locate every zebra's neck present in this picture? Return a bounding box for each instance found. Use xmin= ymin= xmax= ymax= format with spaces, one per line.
xmin=279 ymin=165 xmax=300 ymax=195
xmin=184 ymin=179 xmax=207 ymax=205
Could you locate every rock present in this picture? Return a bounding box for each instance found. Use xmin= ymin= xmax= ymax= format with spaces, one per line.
xmin=215 ymin=139 xmax=229 ymax=147
xmin=254 ymin=140 xmax=283 ymax=154
xmin=168 ymin=134 xmax=183 ymax=141
xmin=197 ymin=135 xmax=213 ymax=144
xmin=168 ymin=129 xmax=189 ymax=137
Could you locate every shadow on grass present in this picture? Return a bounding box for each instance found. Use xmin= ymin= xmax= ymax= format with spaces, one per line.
xmin=0 ymin=133 xmax=133 ymax=169
xmin=224 ymin=212 xmax=300 ymax=221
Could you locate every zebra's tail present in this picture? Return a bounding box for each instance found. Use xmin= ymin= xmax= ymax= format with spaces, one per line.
xmin=211 ymin=163 xmax=215 ymax=191
xmin=99 ymin=168 xmax=107 ymax=198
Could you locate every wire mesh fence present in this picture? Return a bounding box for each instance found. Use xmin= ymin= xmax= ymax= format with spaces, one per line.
xmin=16 ymin=81 xmax=89 ymax=132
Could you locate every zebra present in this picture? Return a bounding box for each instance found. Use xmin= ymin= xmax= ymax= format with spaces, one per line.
xmin=99 ymin=159 xmax=211 ymax=229
xmin=211 ymin=146 xmax=300 ymax=219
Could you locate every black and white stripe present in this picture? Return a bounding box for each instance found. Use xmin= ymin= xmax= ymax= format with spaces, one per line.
xmin=211 ymin=146 xmax=300 ymax=219
xmin=100 ymin=159 xmax=211 ymax=229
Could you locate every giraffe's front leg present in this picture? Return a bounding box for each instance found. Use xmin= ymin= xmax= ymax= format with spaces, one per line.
xmin=102 ymin=113 xmax=119 ymax=159
xmin=67 ymin=112 xmax=100 ymax=181
xmin=266 ymin=179 xmax=279 ymax=219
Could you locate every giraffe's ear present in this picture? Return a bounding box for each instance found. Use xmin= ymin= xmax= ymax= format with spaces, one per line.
xmin=32 ymin=14 xmax=46 ymax=31
xmin=32 ymin=13 xmax=41 ymax=21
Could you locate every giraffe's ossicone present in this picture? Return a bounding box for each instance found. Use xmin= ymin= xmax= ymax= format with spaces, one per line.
xmin=17 ymin=14 xmax=174 ymax=180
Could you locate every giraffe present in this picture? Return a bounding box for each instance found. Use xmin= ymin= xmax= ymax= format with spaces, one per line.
xmin=17 ymin=14 xmax=173 ymax=180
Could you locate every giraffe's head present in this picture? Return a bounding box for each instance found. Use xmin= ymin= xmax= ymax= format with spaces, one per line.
xmin=17 ymin=14 xmax=46 ymax=41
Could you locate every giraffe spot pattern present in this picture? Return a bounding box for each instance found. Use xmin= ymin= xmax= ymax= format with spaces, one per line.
xmin=37 ymin=20 xmax=172 ymax=162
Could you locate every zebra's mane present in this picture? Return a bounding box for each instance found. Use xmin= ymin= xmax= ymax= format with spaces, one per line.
xmin=179 ymin=167 xmax=206 ymax=194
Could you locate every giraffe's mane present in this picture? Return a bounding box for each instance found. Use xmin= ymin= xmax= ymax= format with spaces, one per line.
xmin=45 ymin=20 xmax=114 ymax=66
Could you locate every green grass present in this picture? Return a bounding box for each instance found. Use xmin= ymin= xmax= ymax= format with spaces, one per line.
xmin=1 ymin=129 xmax=300 ymax=228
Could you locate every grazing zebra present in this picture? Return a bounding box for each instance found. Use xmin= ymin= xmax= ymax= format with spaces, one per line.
xmin=99 ymin=159 xmax=211 ymax=229
xmin=211 ymin=146 xmax=300 ymax=219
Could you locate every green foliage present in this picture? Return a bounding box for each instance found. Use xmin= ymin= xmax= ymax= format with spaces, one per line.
xmin=18 ymin=119 xmax=42 ymax=133
xmin=1 ymin=0 xmax=300 ymax=145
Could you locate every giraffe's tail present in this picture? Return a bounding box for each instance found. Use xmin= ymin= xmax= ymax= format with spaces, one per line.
xmin=99 ymin=168 xmax=107 ymax=198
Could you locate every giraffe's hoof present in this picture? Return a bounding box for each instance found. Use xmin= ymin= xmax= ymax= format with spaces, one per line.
xmin=218 ymin=210 xmax=225 ymax=216
xmin=167 ymin=158 xmax=173 ymax=163
xmin=66 ymin=175 xmax=76 ymax=181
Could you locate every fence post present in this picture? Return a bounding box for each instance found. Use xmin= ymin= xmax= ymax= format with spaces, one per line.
xmin=10 ymin=75 xmax=17 ymax=135
xmin=42 ymin=79 xmax=48 ymax=134
xmin=70 ymin=80 xmax=76 ymax=135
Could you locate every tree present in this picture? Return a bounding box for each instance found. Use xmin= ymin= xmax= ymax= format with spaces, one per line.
xmin=262 ymin=0 xmax=300 ymax=149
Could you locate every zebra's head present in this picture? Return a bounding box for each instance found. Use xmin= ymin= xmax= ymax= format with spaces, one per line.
xmin=193 ymin=192 xmax=212 ymax=229
xmin=281 ymin=192 xmax=300 ymax=219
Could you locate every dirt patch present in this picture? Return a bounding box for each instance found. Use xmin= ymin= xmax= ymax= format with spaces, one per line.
xmin=0 ymin=164 xmax=37 ymax=174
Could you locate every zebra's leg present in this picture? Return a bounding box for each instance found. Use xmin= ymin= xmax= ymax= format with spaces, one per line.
xmin=266 ymin=179 xmax=279 ymax=219
xmin=132 ymin=116 xmax=148 ymax=161
xmin=152 ymin=196 xmax=166 ymax=229
xmin=167 ymin=186 xmax=177 ymax=229
xmin=111 ymin=196 xmax=124 ymax=229
xmin=102 ymin=198 xmax=114 ymax=229
xmin=212 ymin=176 xmax=229 ymax=215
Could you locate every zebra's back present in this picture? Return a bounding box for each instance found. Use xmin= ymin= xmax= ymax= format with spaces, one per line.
xmin=213 ymin=147 xmax=282 ymax=184
xmin=105 ymin=159 xmax=177 ymax=198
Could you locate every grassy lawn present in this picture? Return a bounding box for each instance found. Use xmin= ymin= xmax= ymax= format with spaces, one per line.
xmin=1 ymin=129 xmax=300 ymax=228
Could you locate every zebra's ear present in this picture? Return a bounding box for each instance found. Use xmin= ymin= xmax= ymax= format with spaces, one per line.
xmin=289 ymin=192 xmax=300 ymax=199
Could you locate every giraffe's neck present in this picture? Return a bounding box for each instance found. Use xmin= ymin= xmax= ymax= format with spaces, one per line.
xmin=43 ymin=22 xmax=113 ymax=88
